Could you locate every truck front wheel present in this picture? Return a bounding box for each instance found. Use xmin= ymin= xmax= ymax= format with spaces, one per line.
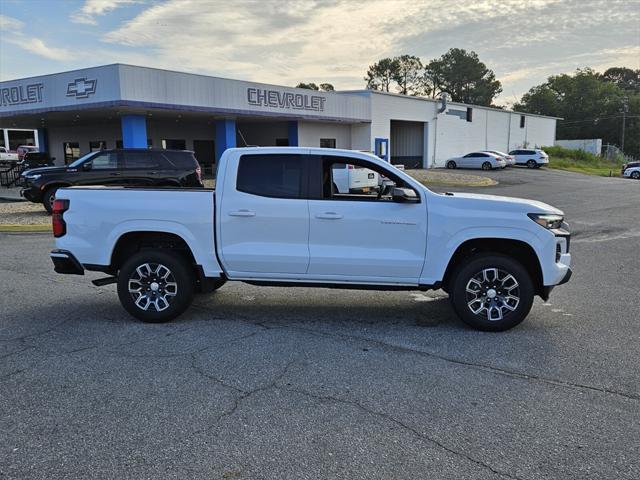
xmin=117 ymin=250 xmax=195 ymax=323
xmin=449 ymin=253 xmax=534 ymax=331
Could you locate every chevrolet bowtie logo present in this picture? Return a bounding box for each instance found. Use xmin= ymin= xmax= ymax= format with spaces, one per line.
xmin=66 ymin=77 xmax=97 ymax=99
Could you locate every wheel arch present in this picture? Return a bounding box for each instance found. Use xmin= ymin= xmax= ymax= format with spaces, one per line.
xmin=43 ymin=182 xmax=73 ymax=196
xmin=110 ymin=231 xmax=197 ymax=273
xmin=442 ymin=237 xmax=544 ymax=297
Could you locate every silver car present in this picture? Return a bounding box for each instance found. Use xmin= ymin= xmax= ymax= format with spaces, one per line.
xmin=446 ymin=152 xmax=507 ymax=170
xmin=484 ymin=150 xmax=515 ymax=166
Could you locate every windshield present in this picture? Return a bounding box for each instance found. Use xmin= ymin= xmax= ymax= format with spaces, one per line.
xmin=68 ymin=151 xmax=99 ymax=168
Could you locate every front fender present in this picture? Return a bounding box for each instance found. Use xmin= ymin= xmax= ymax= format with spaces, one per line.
xmin=420 ymin=226 xmax=546 ymax=285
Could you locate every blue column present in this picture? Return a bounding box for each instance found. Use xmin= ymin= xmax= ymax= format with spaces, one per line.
xmin=37 ymin=128 xmax=48 ymax=153
xmin=215 ymin=119 xmax=236 ymax=162
xmin=288 ymin=121 xmax=298 ymax=146
xmin=121 ymin=114 xmax=147 ymax=148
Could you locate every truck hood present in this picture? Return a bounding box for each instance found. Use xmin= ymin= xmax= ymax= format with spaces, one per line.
xmin=22 ymin=166 xmax=67 ymax=176
xmin=443 ymin=192 xmax=564 ymax=215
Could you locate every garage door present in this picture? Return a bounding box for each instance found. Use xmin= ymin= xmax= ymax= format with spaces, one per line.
xmin=390 ymin=120 xmax=424 ymax=168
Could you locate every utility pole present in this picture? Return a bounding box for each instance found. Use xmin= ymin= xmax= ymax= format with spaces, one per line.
xmin=621 ymin=96 xmax=628 ymax=154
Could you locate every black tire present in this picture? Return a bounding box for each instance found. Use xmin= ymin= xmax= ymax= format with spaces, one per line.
xmin=482 ymin=162 xmax=492 ymax=170
xmin=449 ymin=253 xmax=534 ymax=332
xmin=446 ymin=160 xmax=457 ymax=169
xmin=526 ymin=159 xmax=537 ymax=169
xmin=42 ymin=186 xmax=58 ymax=214
xmin=631 ymin=171 xmax=640 ymax=180
xmin=117 ymin=250 xmax=195 ymax=323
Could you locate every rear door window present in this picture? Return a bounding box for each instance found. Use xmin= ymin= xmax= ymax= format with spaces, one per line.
xmin=89 ymin=151 xmax=118 ymax=170
xmin=160 ymin=151 xmax=197 ymax=169
xmin=123 ymin=151 xmax=158 ymax=169
xmin=237 ymin=154 xmax=305 ymax=199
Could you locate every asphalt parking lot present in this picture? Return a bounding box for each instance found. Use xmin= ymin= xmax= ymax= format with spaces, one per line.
xmin=1 ymin=167 xmax=639 ymax=480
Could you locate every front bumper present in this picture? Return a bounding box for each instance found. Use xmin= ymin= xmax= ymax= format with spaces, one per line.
xmin=50 ymin=249 xmax=84 ymax=275
xmin=20 ymin=185 xmax=41 ymax=202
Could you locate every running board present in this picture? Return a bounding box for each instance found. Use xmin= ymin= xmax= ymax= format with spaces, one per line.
xmin=92 ymin=276 xmax=117 ymax=287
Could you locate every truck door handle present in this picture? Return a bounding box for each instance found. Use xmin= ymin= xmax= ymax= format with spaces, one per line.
xmin=228 ymin=210 xmax=256 ymax=217
xmin=316 ymin=212 xmax=343 ymax=220
xmin=110 ymin=172 xmax=121 ymax=176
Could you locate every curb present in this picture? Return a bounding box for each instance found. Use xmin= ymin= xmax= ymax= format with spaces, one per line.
xmin=0 ymin=196 xmax=26 ymax=202
xmin=0 ymin=224 xmax=50 ymax=233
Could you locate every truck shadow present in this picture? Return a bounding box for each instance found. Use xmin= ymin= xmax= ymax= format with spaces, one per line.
xmin=189 ymin=288 xmax=464 ymax=330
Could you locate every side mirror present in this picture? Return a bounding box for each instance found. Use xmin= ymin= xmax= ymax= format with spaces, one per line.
xmin=392 ymin=187 xmax=419 ymax=203
xmin=82 ymin=162 xmax=92 ymax=171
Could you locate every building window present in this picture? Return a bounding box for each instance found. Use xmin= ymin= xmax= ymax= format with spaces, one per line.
xmin=520 ymin=115 xmax=525 ymax=128
xmin=237 ymin=154 xmax=304 ymax=199
xmin=63 ymin=142 xmax=80 ymax=164
xmin=466 ymin=107 xmax=473 ymax=122
xmin=115 ymin=139 xmax=153 ymax=149
xmin=320 ymin=138 xmax=336 ymax=148
xmin=89 ymin=141 xmax=107 ymax=152
xmin=162 ymin=139 xmax=186 ymax=150
xmin=275 ymin=138 xmax=289 ymax=146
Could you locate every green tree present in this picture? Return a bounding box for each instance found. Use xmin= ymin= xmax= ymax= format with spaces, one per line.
xmin=296 ymin=82 xmax=334 ymax=91
xmin=514 ymin=68 xmax=639 ymax=157
xmin=601 ymin=67 xmax=640 ymax=93
xmin=364 ymin=58 xmax=399 ymax=92
xmin=423 ymin=48 xmax=502 ymax=105
xmin=392 ymin=55 xmax=423 ymax=95
xmin=296 ymin=82 xmax=319 ymax=90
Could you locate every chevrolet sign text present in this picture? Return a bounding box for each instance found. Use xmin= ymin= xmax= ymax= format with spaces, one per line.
xmin=247 ymin=88 xmax=326 ymax=112
xmin=0 ymin=83 xmax=44 ymax=107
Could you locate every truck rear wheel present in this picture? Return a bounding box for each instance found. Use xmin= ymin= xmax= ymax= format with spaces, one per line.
xmin=117 ymin=250 xmax=195 ymax=323
xmin=449 ymin=253 xmax=534 ymax=331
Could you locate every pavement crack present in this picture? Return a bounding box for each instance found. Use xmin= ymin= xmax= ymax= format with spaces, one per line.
xmin=279 ymin=385 xmax=526 ymax=480
xmin=191 ymin=359 xmax=297 ymax=435
xmin=288 ymin=325 xmax=640 ymax=401
xmin=0 ymin=345 xmax=33 ymax=360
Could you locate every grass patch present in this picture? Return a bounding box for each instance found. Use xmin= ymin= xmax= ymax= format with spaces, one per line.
xmin=405 ymin=169 xmax=497 ymax=187
xmin=544 ymin=145 xmax=624 ymax=177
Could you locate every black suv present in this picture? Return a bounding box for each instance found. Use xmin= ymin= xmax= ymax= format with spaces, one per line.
xmin=21 ymin=149 xmax=203 ymax=212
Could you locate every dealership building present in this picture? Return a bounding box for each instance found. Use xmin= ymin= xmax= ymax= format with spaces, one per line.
xmin=0 ymin=64 xmax=557 ymax=171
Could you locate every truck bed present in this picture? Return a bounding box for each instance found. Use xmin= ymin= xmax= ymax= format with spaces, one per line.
xmin=56 ymin=186 xmax=223 ymax=277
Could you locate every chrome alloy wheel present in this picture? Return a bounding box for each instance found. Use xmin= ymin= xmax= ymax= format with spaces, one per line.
xmin=465 ymin=268 xmax=520 ymax=321
xmin=128 ymin=263 xmax=178 ymax=312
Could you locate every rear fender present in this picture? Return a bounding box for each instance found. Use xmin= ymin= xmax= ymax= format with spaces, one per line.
xmin=106 ymin=220 xmax=223 ymax=277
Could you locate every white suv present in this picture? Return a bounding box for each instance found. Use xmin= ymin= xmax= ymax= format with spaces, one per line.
xmin=509 ymin=149 xmax=549 ymax=168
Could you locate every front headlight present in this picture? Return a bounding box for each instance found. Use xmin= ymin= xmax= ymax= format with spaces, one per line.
xmin=528 ymin=213 xmax=564 ymax=229
xmin=25 ymin=174 xmax=41 ymax=180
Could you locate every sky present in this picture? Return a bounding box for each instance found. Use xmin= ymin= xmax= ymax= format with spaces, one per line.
xmin=0 ymin=0 xmax=638 ymax=106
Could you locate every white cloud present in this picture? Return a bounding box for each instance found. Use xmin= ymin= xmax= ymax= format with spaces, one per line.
xmin=0 ymin=14 xmax=72 ymax=61
xmin=71 ymin=0 xmax=139 ymax=25
xmin=101 ymin=0 xmax=639 ymax=97
xmin=0 ymin=14 xmax=24 ymax=30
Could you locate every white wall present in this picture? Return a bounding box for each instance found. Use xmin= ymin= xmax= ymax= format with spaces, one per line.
xmin=298 ymin=121 xmax=351 ymax=148
xmin=555 ymin=138 xmax=601 ymax=155
xmin=47 ymin=121 xmax=121 ymax=165
xmin=47 ymin=118 xmax=217 ymax=165
xmin=369 ymin=93 xmax=435 ymax=167
xmin=236 ymin=122 xmax=288 ymax=146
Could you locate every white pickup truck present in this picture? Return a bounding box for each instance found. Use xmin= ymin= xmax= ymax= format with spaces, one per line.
xmin=50 ymin=147 xmax=572 ymax=331
xmin=0 ymin=146 xmax=19 ymax=164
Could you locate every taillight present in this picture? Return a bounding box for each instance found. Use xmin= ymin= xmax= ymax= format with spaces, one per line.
xmin=347 ymin=164 xmax=354 ymax=170
xmin=196 ymin=164 xmax=202 ymax=184
xmin=52 ymin=199 xmax=69 ymax=238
